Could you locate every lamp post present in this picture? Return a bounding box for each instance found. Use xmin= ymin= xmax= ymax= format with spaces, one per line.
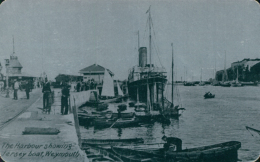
xmin=5 ymin=59 xmax=9 ymax=98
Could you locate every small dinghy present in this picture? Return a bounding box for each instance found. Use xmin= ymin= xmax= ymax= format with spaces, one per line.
xmin=204 ymin=92 xmax=215 ymax=99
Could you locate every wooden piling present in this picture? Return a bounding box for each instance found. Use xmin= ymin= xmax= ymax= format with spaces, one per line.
xmin=72 ymin=97 xmax=81 ymax=148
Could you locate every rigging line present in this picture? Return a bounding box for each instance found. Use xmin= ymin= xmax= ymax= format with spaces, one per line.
xmin=143 ymin=16 xmax=149 ymax=43
xmin=152 ymin=38 xmax=163 ymax=68
xmin=151 ymin=18 xmax=161 ymax=59
xmin=151 ymin=17 xmax=157 ymax=41
xmin=150 ymin=25 xmax=163 ymax=69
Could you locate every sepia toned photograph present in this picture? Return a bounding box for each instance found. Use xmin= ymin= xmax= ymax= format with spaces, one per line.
xmin=0 ymin=0 xmax=260 ymax=161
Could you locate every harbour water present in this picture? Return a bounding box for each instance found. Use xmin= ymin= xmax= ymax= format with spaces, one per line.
xmin=80 ymin=85 xmax=260 ymax=161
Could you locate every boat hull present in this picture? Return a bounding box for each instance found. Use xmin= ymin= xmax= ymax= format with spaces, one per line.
xmin=112 ymin=145 xmax=164 ymax=162
xmin=82 ymin=138 xmax=144 ymax=147
xmin=112 ymin=141 xmax=241 ymax=162
xmin=241 ymin=82 xmax=258 ymax=86
xmin=128 ymin=77 xmax=167 ymax=104
xmin=82 ymin=144 xmax=123 ymax=162
xmin=231 ymin=83 xmax=242 ymax=87
xmin=111 ymin=112 xmax=135 ymax=119
xmin=219 ymin=82 xmax=231 ymax=87
xmin=94 ymin=118 xmax=140 ymax=129
xmin=204 ymin=94 xmax=215 ymax=99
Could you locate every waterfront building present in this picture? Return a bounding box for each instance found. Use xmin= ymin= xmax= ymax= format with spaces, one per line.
xmin=79 ymin=64 xmax=114 ymax=84
xmin=7 ymin=55 xmax=35 ymax=79
xmin=215 ymin=58 xmax=260 ymax=82
xmin=79 ymin=64 xmax=114 ymax=94
xmin=4 ymin=54 xmax=36 ymax=89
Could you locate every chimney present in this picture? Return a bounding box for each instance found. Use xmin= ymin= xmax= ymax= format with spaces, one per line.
xmin=138 ymin=47 xmax=147 ymax=67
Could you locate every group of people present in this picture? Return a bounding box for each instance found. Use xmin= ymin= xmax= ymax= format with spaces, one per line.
xmin=13 ymin=79 xmax=32 ymax=100
xmin=76 ymin=79 xmax=97 ymax=92
xmin=41 ymin=82 xmax=70 ymax=115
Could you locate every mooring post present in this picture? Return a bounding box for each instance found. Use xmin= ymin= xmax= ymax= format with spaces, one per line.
xmin=72 ymin=96 xmax=81 ymax=148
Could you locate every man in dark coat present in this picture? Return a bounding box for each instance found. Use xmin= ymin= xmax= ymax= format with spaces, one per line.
xmin=76 ymin=81 xmax=81 ymax=92
xmin=42 ymin=82 xmax=51 ymax=112
xmin=25 ymin=81 xmax=30 ymax=99
xmin=61 ymin=85 xmax=70 ymax=115
xmin=162 ymin=135 xmax=182 ymax=151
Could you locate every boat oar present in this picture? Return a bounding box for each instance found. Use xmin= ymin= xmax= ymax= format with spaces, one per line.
xmin=110 ymin=119 xmax=119 ymax=128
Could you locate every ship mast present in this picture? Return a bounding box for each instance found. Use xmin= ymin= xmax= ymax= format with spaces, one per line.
xmin=138 ymin=30 xmax=140 ymax=49
xmin=223 ymin=50 xmax=228 ymax=82
xmin=149 ymin=6 xmax=152 ymax=71
xmin=171 ymin=43 xmax=174 ymax=106
xmin=12 ymin=36 xmax=15 ymax=55
xmin=200 ymin=68 xmax=202 ymax=82
xmin=146 ymin=6 xmax=151 ymax=112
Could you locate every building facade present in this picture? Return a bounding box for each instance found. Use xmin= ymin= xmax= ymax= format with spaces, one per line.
xmin=79 ymin=64 xmax=114 ymax=84
xmin=6 ymin=55 xmax=23 ymax=75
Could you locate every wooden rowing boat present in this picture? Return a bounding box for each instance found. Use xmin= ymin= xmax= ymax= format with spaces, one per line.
xmin=111 ymin=144 xmax=164 ymax=162
xmin=111 ymin=112 xmax=135 ymax=119
xmin=112 ymin=141 xmax=241 ymax=162
xmin=82 ymin=144 xmax=123 ymax=162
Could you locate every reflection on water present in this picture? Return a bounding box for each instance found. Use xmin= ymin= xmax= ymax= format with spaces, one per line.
xmin=80 ymin=85 xmax=260 ymax=161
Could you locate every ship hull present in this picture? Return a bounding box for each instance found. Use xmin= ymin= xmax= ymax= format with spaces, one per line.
xmin=128 ymin=77 xmax=167 ymax=105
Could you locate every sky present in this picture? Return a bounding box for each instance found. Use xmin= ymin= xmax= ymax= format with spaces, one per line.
xmin=0 ymin=0 xmax=260 ymax=81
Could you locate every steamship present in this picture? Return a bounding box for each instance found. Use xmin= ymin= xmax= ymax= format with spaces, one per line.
xmin=127 ymin=47 xmax=167 ymax=110
xmin=127 ymin=7 xmax=183 ymax=119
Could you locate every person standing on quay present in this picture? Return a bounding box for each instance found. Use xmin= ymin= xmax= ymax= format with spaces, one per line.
xmin=61 ymin=84 xmax=70 ymax=115
xmin=25 ymin=81 xmax=30 ymax=99
xmin=76 ymin=81 xmax=81 ymax=92
xmin=42 ymin=81 xmax=51 ymax=112
xmin=13 ymin=79 xmax=19 ymax=100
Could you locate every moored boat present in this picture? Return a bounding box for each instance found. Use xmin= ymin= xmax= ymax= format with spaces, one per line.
xmin=82 ymin=144 xmax=123 ymax=162
xmin=199 ymin=68 xmax=205 ymax=86
xmin=94 ymin=117 xmax=140 ymax=129
xmin=220 ymin=51 xmax=231 ymax=87
xmin=231 ymin=82 xmax=242 ymax=87
xmin=219 ymin=81 xmax=231 ymax=87
xmin=112 ymin=139 xmax=241 ymax=162
xmin=82 ymin=138 xmax=144 ymax=150
xmin=231 ymin=68 xmax=242 ymax=87
xmin=112 ymin=144 xmax=165 ymax=162
xmin=111 ymin=112 xmax=135 ymax=119
xmin=184 ymin=82 xmax=195 ymax=86
xmin=118 ymin=104 xmax=127 ymax=111
xmin=127 ymin=7 xmax=167 ymax=119
xmin=96 ymin=103 xmax=109 ymax=111
xmin=129 ymin=101 xmax=135 ymax=107
xmin=212 ymin=79 xmax=220 ymax=86
xmin=241 ymin=81 xmax=258 ymax=86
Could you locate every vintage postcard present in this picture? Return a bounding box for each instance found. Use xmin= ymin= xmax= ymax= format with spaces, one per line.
xmin=0 ymin=0 xmax=259 ymax=161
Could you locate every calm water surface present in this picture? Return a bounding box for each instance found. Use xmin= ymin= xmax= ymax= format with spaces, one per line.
xmin=80 ymin=85 xmax=260 ymax=162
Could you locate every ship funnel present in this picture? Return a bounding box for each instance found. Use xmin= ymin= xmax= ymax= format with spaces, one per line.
xmin=139 ymin=47 xmax=147 ymax=67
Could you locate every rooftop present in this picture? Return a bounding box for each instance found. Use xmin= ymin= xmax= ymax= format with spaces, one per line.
xmin=8 ymin=55 xmax=23 ymax=68
xmin=79 ymin=64 xmax=114 ymax=76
